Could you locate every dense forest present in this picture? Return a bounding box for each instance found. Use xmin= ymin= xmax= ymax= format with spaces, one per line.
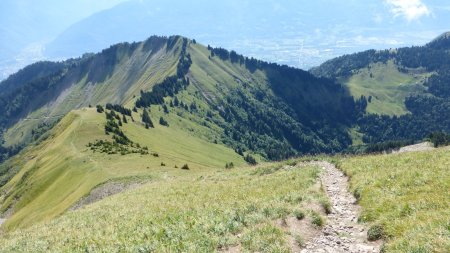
xmin=358 ymin=88 xmax=450 ymax=143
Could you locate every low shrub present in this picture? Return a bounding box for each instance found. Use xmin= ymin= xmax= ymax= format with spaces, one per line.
xmin=225 ymin=162 xmax=234 ymax=169
xmin=320 ymin=199 xmax=332 ymax=214
xmin=367 ymin=224 xmax=384 ymax=241
xmin=293 ymin=209 xmax=305 ymax=220
xmin=311 ymin=211 xmax=324 ymax=227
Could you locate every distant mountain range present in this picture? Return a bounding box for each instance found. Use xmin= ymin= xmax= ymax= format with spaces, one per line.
xmin=3 ymin=0 xmax=449 ymax=80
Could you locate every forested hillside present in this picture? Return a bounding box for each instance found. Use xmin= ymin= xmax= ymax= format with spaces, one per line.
xmin=312 ymin=32 xmax=450 ymax=144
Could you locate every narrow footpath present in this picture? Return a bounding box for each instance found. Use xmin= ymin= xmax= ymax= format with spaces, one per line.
xmin=301 ymin=161 xmax=381 ymax=253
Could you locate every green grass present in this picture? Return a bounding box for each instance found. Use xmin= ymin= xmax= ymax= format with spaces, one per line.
xmin=338 ymin=148 xmax=450 ymax=252
xmin=349 ymin=127 xmax=364 ymax=146
xmin=0 ymin=161 xmax=325 ymax=252
xmin=0 ymin=39 xmax=279 ymax=231
xmin=0 ymin=108 xmax=245 ymax=230
xmin=342 ymin=60 xmax=428 ymax=116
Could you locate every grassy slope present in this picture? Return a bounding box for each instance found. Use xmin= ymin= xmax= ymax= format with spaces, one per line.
xmin=341 ymin=60 xmax=428 ymax=116
xmin=3 ymin=41 xmax=179 ymax=147
xmin=0 ymin=108 xmax=245 ymax=230
xmin=339 ymin=148 xmax=450 ymax=252
xmin=0 ymin=161 xmax=327 ymax=252
xmin=0 ymin=40 xmax=272 ymax=231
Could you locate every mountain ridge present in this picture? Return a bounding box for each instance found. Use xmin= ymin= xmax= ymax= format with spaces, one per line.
xmin=0 ymin=35 xmax=357 ymax=156
xmin=0 ymin=35 xmax=359 ymax=229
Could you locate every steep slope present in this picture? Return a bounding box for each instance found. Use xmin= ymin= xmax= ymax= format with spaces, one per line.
xmin=0 ymin=36 xmax=358 ymax=230
xmin=311 ymin=32 xmax=450 ymax=144
xmin=0 ymin=36 xmax=178 ymax=148
xmin=179 ymin=43 xmax=357 ymax=159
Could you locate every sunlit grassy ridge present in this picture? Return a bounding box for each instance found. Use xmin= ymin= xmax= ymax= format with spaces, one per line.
xmin=342 ymin=60 xmax=428 ymax=116
xmin=1 ymin=39 xmax=272 ymax=230
xmin=0 ymin=108 xmax=245 ymax=230
xmin=0 ymin=162 xmax=326 ymax=252
xmin=3 ymin=37 xmax=179 ymax=147
xmin=0 ymin=39 xmax=277 ymax=231
xmin=338 ymin=148 xmax=450 ymax=252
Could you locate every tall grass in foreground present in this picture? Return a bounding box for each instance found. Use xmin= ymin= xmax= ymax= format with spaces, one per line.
xmin=0 ymin=163 xmax=324 ymax=252
xmin=339 ymin=148 xmax=450 ymax=253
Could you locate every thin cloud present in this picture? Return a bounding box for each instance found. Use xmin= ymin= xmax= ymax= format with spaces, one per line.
xmin=384 ymin=0 xmax=431 ymax=21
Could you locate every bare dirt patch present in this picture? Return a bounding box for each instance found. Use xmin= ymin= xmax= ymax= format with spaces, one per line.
xmin=220 ymin=244 xmax=242 ymax=253
xmin=284 ymin=215 xmax=321 ymax=252
xmin=395 ymin=142 xmax=434 ymax=153
xmin=69 ymin=181 xmax=142 ymax=211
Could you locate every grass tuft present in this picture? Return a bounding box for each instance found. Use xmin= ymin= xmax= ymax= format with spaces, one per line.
xmin=310 ymin=211 xmax=325 ymax=227
xmin=294 ymin=234 xmax=305 ymax=247
xmin=367 ymin=224 xmax=384 ymax=241
xmin=293 ymin=209 xmax=305 ymax=220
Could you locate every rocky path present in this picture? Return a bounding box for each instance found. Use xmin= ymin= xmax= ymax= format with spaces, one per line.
xmin=0 ymin=218 xmax=5 ymax=226
xmin=301 ymin=162 xmax=381 ymax=253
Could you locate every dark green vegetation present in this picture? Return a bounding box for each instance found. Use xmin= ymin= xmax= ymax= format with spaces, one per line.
xmin=312 ymin=32 xmax=450 ymax=145
xmin=345 ymin=139 xmax=415 ymax=155
xmin=429 ymin=132 xmax=450 ymax=147
xmin=87 ymin=140 xmax=149 ymax=156
xmin=203 ymin=45 xmax=362 ymax=159
xmin=136 ymin=37 xmax=191 ymax=107
xmin=3 ymin=32 xmax=449 ymax=164
xmin=88 ymin=108 xmax=149 ymax=156
xmin=0 ymin=35 xmax=174 ymax=162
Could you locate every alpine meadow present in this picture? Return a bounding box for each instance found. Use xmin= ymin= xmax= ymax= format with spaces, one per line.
xmin=0 ymin=1 xmax=449 ymax=252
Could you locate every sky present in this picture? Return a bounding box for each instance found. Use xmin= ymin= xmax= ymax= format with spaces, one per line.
xmin=0 ymin=0 xmax=449 ymax=80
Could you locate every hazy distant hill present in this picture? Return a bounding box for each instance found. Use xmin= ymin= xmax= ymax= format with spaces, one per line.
xmin=46 ymin=0 xmax=446 ymax=69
